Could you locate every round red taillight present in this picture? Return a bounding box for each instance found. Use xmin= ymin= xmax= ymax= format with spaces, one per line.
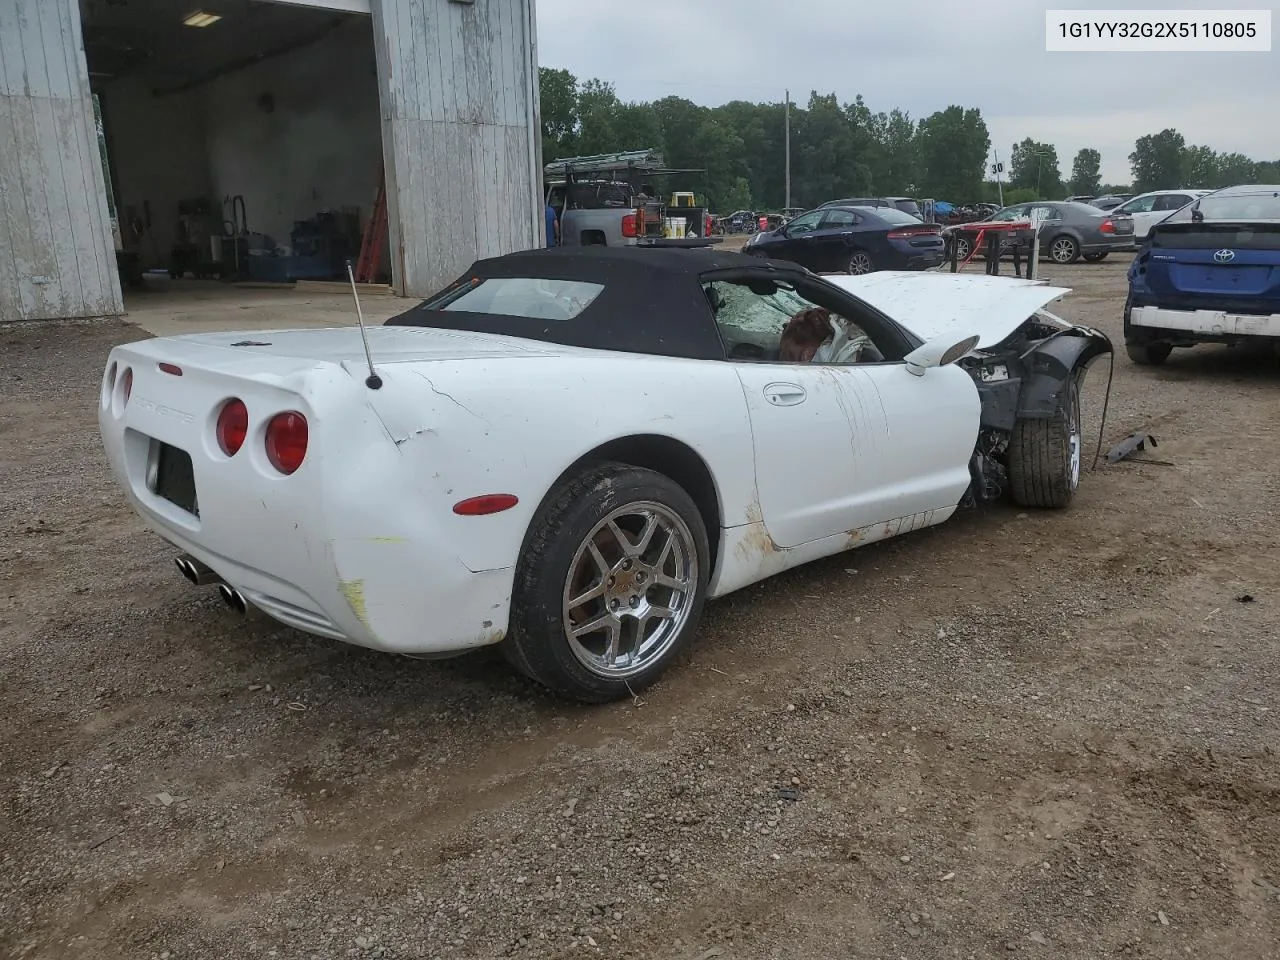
xmin=216 ymin=399 xmax=249 ymax=457
xmin=265 ymin=411 xmax=308 ymax=475
xmin=121 ymin=368 xmax=133 ymax=405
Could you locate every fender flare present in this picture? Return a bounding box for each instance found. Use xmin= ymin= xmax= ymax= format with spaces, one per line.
xmin=1016 ymin=328 xmax=1113 ymax=419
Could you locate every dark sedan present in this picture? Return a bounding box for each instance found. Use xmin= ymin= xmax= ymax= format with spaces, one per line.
xmin=743 ymin=205 xmax=945 ymax=274
xmin=946 ymin=201 xmax=1135 ymax=264
xmin=1091 ymin=194 xmax=1133 ymax=210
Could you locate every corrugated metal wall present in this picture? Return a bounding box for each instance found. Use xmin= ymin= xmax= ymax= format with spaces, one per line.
xmin=0 ymin=0 xmax=122 ymax=321
xmin=372 ymin=0 xmax=542 ymax=298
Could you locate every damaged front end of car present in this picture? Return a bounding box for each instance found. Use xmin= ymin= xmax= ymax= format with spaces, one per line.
xmin=958 ymin=312 xmax=1113 ymax=508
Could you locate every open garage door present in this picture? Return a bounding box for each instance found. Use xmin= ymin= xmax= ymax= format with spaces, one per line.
xmin=84 ymin=0 xmax=390 ymax=298
xmin=0 ymin=0 xmax=122 ymax=321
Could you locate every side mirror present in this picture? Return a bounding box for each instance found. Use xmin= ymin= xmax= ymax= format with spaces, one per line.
xmin=903 ymin=333 xmax=980 ymax=377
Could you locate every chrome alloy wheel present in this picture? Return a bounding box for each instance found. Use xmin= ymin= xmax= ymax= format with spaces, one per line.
xmin=848 ymin=251 xmax=873 ymax=274
xmin=1050 ymin=237 xmax=1077 ymax=263
xmin=561 ymin=502 xmax=698 ymax=679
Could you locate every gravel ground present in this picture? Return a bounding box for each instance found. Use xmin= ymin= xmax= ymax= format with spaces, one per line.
xmin=2 ymin=259 xmax=1278 ymax=960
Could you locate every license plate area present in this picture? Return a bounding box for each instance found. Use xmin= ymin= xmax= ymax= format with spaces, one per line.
xmin=151 ymin=441 xmax=199 ymax=517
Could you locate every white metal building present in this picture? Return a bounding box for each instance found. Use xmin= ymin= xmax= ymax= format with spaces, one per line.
xmin=0 ymin=0 xmax=543 ymax=322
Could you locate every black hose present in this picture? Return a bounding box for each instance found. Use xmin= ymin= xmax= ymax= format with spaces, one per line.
xmin=1091 ymin=348 xmax=1116 ymax=471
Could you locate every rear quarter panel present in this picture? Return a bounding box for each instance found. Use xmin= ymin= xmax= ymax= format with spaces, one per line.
xmin=361 ymin=353 xmax=757 ymax=577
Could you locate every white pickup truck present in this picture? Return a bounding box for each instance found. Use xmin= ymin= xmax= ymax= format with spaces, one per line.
xmin=545 ymin=149 xmax=706 ymax=247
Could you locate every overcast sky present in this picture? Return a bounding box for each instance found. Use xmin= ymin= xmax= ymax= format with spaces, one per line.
xmin=535 ymin=0 xmax=1278 ymax=186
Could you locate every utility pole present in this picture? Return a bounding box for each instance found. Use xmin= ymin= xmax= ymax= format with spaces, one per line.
xmin=992 ymin=149 xmax=1005 ymax=206
xmin=784 ymin=89 xmax=791 ymax=210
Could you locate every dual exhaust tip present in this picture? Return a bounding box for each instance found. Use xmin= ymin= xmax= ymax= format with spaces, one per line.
xmin=175 ymin=554 xmax=248 ymax=616
xmin=175 ymin=555 xmax=220 ymax=586
xmin=217 ymin=583 xmax=247 ymax=615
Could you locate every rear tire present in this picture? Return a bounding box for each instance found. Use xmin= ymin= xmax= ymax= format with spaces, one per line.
xmin=1125 ymin=340 xmax=1172 ymax=365
xmin=1008 ymin=373 xmax=1083 ymax=509
xmin=1083 ymin=251 xmax=1109 ymax=262
xmin=847 ymin=249 xmax=874 ymax=275
xmin=502 ymin=462 xmax=710 ymax=703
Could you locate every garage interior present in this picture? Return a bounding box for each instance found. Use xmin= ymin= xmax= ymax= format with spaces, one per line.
xmin=82 ymin=0 xmax=393 ymax=311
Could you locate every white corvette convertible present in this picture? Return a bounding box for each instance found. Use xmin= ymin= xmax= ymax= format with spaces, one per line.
xmin=98 ymin=246 xmax=1110 ymax=702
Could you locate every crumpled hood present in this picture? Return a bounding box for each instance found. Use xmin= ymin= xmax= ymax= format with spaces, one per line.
xmin=825 ymin=271 xmax=1073 ymax=349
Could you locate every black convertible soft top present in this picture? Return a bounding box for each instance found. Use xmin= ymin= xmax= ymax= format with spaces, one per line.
xmin=385 ymin=246 xmax=812 ymax=361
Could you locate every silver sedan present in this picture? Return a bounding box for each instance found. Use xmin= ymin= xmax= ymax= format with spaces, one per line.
xmin=947 ymin=201 xmax=1135 ymax=264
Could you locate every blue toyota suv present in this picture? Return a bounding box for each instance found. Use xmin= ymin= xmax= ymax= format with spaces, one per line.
xmin=1124 ymin=184 xmax=1280 ymax=365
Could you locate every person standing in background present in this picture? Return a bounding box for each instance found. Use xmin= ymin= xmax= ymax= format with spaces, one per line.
xmin=545 ymin=203 xmax=560 ymax=248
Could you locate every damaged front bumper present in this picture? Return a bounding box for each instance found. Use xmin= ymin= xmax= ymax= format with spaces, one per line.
xmin=967 ymin=322 xmax=1113 ymax=432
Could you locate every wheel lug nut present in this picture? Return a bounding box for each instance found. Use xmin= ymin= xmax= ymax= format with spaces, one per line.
xmin=622 ymin=560 xmax=632 ymax=570
xmin=607 ymin=577 xmax=615 ymax=587
xmin=629 ymin=596 xmax=639 ymax=608
xmin=636 ymin=571 xmax=647 ymax=583
xmin=610 ymin=599 xmax=620 ymax=610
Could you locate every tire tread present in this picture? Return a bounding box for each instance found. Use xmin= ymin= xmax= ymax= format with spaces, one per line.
xmin=1007 ymin=379 xmax=1078 ymax=509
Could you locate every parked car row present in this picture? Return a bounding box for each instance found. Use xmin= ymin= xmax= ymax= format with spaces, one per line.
xmin=746 ymin=198 xmax=1133 ymax=273
xmin=753 ymin=185 xmax=1238 ymax=277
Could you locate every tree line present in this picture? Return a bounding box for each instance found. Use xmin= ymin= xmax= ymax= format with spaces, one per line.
xmin=539 ymin=68 xmax=1280 ymax=213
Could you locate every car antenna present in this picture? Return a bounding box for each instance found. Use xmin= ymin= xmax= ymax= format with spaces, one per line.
xmin=345 ymin=259 xmax=383 ymax=390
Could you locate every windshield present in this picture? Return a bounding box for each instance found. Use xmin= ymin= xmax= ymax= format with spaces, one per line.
xmin=989 ymin=206 xmax=1025 ymax=222
xmin=427 ymin=278 xmax=604 ymax=321
xmin=705 ymin=280 xmax=813 ymax=338
xmin=1165 ymin=188 xmax=1280 ymax=223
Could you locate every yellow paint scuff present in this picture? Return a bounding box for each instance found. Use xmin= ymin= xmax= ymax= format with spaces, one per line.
xmin=338 ymin=579 xmax=369 ymax=626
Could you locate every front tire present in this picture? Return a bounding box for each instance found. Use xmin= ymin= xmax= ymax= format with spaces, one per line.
xmin=1049 ymin=235 xmax=1081 ymax=264
xmin=503 ymin=463 xmax=710 ymax=703
xmin=1008 ymin=372 xmax=1083 ymax=509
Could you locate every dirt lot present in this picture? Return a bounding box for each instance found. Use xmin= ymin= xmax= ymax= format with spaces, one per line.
xmin=2 ymin=258 xmax=1278 ymax=960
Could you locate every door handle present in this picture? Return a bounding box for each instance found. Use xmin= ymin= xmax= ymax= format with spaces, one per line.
xmin=764 ymin=382 xmax=806 ymax=406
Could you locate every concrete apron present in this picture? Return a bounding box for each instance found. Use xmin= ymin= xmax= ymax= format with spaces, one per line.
xmin=123 ymin=279 xmax=416 ymax=338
